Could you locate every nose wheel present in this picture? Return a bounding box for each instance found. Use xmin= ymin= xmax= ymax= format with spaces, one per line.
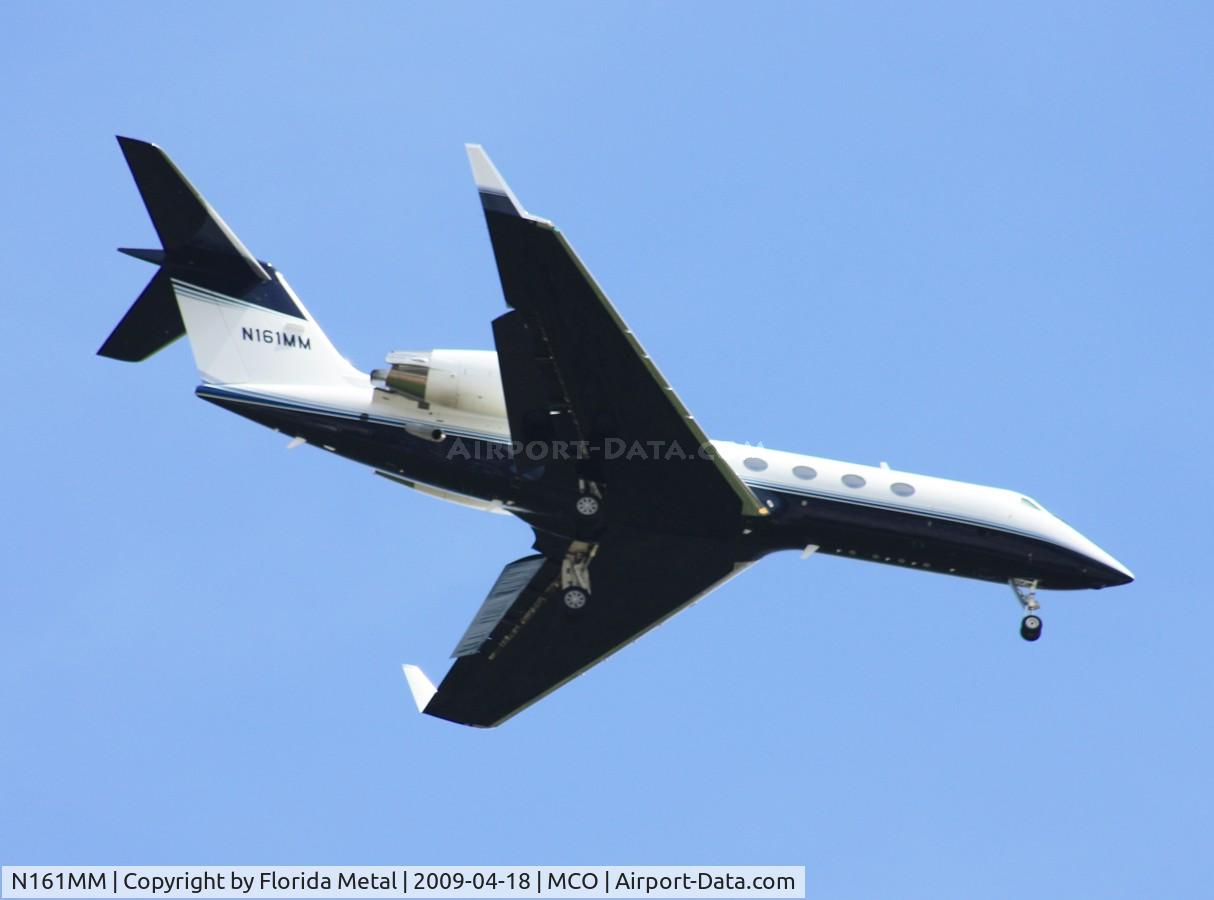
xmin=1020 ymin=614 xmax=1043 ymax=641
xmin=1010 ymin=578 xmax=1042 ymax=641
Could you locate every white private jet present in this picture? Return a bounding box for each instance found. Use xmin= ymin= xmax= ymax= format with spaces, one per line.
xmin=101 ymin=138 xmax=1133 ymax=727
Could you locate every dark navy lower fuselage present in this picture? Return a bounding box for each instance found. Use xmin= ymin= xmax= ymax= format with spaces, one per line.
xmin=198 ymin=386 xmax=1129 ymax=592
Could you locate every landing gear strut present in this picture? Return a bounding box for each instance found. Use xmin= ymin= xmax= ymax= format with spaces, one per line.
xmin=1010 ymin=578 xmax=1042 ymax=642
xmin=560 ymin=541 xmax=598 ymax=610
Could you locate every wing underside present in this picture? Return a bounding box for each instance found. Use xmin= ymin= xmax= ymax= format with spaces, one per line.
xmin=408 ymin=147 xmax=764 ymax=726
xmin=468 ymin=145 xmax=765 ymax=535
xmin=418 ymin=532 xmax=746 ymax=727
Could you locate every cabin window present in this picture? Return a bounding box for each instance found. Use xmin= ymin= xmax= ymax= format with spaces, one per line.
xmin=792 ymin=465 xmax=817 ymax=480
xmin=743 ymin=457 xmax=768 ymax=472
xmin=1021 ymin=497 xmax=1041 ymax=510
xmin=842 ymin=473 xmax=866 ymax=488
xmin=890 ymin=482 xmax=915 ymax=497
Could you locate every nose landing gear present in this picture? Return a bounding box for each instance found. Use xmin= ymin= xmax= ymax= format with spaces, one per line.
xmin=1020 ymin=614 xmax=1043 ymax=641
xmin=1010 ymin=578 xmax=1042 ymax=641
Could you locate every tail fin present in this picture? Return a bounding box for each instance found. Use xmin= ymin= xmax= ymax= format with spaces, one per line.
xmin=101 ymin=137 xmax=361 ymax=386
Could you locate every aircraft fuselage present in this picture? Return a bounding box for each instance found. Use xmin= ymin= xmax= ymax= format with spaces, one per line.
xmin=197 ymin=380 xmax=1133 ymax=593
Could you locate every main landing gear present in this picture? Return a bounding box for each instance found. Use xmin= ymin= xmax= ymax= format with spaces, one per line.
xmin=575 ymin=480 xmax=603 ymax=520
xmin=560 ymin=541 xmax=598 ymax=610
xmin=1010 ymin=578 xmax=1042 ymax=642
xmin=562 ymin=586 xmax=589 ymax=610
xmin=564 ymin=482 xmax=603 ymax=610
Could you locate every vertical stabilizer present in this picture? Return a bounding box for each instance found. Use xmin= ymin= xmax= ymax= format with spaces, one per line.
xmin=101 ymin=138 xmax=362 ymax=386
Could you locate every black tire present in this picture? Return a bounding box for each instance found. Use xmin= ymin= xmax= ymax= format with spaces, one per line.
xmin=562 ymin=586 xmax=590 ymax=610
xmin=1020 ymin=614 xmax=1043 ymax=642
xmin=575 ymin=495 xmax=601 ymax=518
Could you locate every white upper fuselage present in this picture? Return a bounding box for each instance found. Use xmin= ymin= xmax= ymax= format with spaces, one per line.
xmin=710 ymin=441 xmax=1131 ymax=581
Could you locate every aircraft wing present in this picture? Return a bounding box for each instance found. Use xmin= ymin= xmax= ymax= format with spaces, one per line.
xmin=467 ymin=145 xmax=766 ymax=537
xmin=402 ymin=148 xmax=766 ymax=726
xmin=407 ymin=530 xmax=749 ymax=727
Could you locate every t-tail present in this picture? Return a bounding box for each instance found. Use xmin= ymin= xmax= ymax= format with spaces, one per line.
xmin=99 ymin=137 xmax=361 ymax=387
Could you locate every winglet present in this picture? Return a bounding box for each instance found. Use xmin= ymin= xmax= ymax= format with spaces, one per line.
xmin=464 ymin=144 xmax=551 ymax=225
xmin=402 ymin=664 xmax=437 ymax=713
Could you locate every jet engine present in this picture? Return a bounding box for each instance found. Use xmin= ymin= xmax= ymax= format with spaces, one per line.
xmin=372 ymin=349 xmax=507 ymax=419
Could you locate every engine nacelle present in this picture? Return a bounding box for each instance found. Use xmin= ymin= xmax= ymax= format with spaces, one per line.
xmin=372 ymin=349 xmax=506 ymax=419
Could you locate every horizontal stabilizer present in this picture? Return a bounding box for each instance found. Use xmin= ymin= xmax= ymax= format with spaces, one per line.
xmin=97 ymin=269 xmax=184 ymax=361
xmin=402 ymin=664 xmax=437 ymax=713
xmin=116 ymin=136 xmax=269 ymax=289
xmin=118 ymin=247 xmax=166 ymax=265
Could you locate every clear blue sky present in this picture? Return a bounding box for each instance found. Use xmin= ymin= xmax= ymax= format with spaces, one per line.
xmin=2 ymin=3 xmax=1211 ymax=897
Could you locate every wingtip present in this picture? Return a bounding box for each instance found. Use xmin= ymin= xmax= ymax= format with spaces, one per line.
xmin=115 ymin=135 xmax=158 ymax=155
xmin=402 ymin=664 xmax=437 ymax=713
xmin=465 ymin=143 xmax=512 ymax=196
xmin=464 ymin=144 xmax=549 ymax=224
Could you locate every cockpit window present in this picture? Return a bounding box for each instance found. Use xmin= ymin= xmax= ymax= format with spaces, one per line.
xmin=1020 ymin=497 xmax=1041 ymax=511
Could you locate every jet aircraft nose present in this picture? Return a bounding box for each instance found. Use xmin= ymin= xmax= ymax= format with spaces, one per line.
xmin=1101 ymin=558 xmax=1135 ymax=587
xmin=1082 ymin=545 xmax=1134 ymax=588
xmin=1056 ymin=518 xmax=1134 ymax=588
